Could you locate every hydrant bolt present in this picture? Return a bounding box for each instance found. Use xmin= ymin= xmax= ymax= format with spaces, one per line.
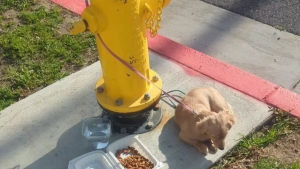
xmin=116 ymin=99 xmax=123 ymax=106
xmin=144 ymin=93 xmax=151 ymax=100
xmin=145 ymin=122 xmax=153 ymax=130
xmin=153 ymin=75 xmax=159 ymax=82
xmin=120 ymin=128 xmax=127 ymax=134
xmin=97 ymin=86 xmax=104 ymax=93
xmin=103 ymin=115 xmax=108 ymax=121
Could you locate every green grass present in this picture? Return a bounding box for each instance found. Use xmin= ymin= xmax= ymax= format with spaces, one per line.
xmin=0 ymin=1 xmax=97 ymax=110
xmin=0 ymin=0 xmax=36 ymax=13
xmin=254 ymin=158 xmax=300 ymax=169
xmin=0 ymin=87 xmax=20 ymax=110
xmin=238 ymin=111 xmax=295 ymax=149
xmin=253 ymin=158 xmax=284 ymax=169
xmin=213 ymin=109 xmax=300 ymax=168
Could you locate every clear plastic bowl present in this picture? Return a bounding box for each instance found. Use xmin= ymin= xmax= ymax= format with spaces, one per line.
xmin=68 ymin=150 xmax=122 ymax=169
xmin=82 ymin=117 xmax=112 ymax=149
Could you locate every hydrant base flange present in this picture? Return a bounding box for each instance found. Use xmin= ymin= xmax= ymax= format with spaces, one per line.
xmin=101 ymin=105 xmax=163 ymax=134
xmin=95 ymin=69 xmax=162 ymax=113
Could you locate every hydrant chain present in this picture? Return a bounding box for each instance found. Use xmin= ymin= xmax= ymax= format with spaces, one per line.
xmin=145 ymin=0 xmax=164 ymax=37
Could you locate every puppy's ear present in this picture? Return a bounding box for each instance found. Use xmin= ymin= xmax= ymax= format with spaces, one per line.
xmin=220 ymin=111 xmax=236 ymax=130
xmin=196 ymin=117 xmax=212 ymax=134
xmin=227 ymin=113 xmax=236 ymax=125
xmin=225 ymin=121 xmax=234 ymax=130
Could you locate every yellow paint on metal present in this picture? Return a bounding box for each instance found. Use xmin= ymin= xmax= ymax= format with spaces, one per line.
xmin=70 ymin=0 xmax=171 ymax=113
xmin=70 ymin=20 xmax=86 ymax=35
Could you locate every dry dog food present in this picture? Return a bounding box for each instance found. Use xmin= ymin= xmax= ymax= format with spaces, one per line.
xmin=115 ymin=146 xmax=154 ymax=169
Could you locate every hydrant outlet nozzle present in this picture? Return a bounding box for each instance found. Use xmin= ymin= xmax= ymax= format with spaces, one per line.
xmin=70 ymin=20 xmax=88 ymax=35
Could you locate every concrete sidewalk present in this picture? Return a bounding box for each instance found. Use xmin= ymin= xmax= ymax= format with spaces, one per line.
xmin=159 ymin=0 xmax=300 ymax=94
xmin=2 ymin=0 xmax=300 ymax=168
xmin=0 ymin=52 xmax=271 ymax=169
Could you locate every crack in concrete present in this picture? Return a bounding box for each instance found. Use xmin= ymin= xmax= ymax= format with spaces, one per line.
xmin=292 ymin=79 xmax=300 ymax=89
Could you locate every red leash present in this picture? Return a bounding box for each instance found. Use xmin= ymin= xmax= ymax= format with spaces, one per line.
xmin=96 ymin=33 xmax=196 ymax=115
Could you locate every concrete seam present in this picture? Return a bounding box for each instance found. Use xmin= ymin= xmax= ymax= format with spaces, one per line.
xmin=293 ymin=79 xmax=300 ymax=89
xmin=262 ymin=86 xmax=280 ymax=102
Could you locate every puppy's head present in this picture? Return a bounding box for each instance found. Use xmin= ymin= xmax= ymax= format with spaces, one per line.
xmin=198 ymin=111 xmax=236 ymax=150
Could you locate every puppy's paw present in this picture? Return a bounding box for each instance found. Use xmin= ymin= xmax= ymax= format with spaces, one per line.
xmin=195 ymin=145 xmax=209 ymax=154
xmin=206 ymin=139 xmax=218 ymax=152
xmin=209 ymin=144 xmax=218 ymax=152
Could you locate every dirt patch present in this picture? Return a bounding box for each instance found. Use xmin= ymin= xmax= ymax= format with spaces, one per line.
xmin=2 ymin=9 xmax=20 ymax=26
xmin=36 ymin=0 xmax=81 ymax=34
xmin=261 ymin=132 xmax=300 ymax=165
xmin=214 ymin=147 xmax=262 ymax=169
xmin=3 ymin=9 xmax=18 ymax=18
xmin=58 ymin=8 xmax=81 ymax=34
xmin=35 ymin=0 xmax=57 ymax=11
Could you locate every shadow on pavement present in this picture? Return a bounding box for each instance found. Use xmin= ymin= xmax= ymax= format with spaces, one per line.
xmin=159 ymin=116 xmax=214 ymax=169
xmin=24 ymin=122 xmax=93 ymax=169
xmin=23 ymin=121 xmax=126 ymax=169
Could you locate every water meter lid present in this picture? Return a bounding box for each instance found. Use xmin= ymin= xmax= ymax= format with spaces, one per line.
xmin=68 ymin=150 xmax=122 ymax=169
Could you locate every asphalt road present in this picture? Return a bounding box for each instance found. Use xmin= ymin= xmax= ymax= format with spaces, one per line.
xmin=200 ymin=0 xmax=300 ymax=36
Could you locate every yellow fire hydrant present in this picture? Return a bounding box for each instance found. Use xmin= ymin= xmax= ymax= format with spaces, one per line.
xmin=71 ymin=0 xmax=171 ymax=116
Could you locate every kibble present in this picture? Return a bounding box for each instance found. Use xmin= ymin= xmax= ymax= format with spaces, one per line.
xmin=115 ymin=146 xmax=154 ymax=169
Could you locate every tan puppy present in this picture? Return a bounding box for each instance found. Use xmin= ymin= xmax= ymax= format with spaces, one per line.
xmin=175 ymin=87 xmax=236 ymax=154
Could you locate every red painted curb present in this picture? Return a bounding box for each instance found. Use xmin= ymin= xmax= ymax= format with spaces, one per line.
xmin=147 ymin=33 xmax=300 ymax=117
xmin=50 ymin=0 xmax=85 ymax=15
xmin=147 ymin=33 xmax=277 ymax=101
xmin=49 ymin=0 xmax=300 ymax=117
xmin=266 ymin=88 xmax=300 ymax=117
